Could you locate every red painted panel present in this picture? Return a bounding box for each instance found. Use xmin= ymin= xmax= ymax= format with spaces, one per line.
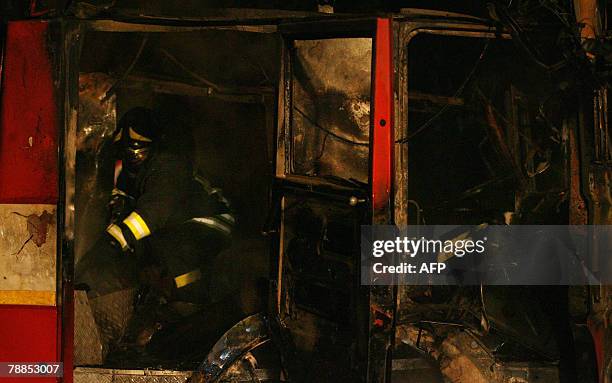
xmin=0 ymin=305 xmax=58 ymax=383
xmin=61 ymin=283 xmax=73 ymax=383
xmin=0 ymin=21 xmax=58 ymax=204
xmin=372 ymin=18 xmax=393 ymax=212
xmin=0 ymin=20 xmax=62 ymax=383
xmin=588 ymin=318 xmax=605 ymax=383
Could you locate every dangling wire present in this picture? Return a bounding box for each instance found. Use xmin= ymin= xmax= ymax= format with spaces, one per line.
xmin=102 ymin=34 xmax=149 ymax=102
xmin=397 ymin=40 xmax=491 ymax=143
xmin=294 ymin=107 xmax=369 ymax=146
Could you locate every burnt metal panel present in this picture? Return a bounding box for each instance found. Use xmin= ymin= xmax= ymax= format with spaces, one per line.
xmin=278 ymin=17 xmax=376 ymax=38
xmin=192 ymin=313 xmax=269 ymax=382
xmin=73 ymin=289 xmax=134 ymax=366
xmin=74 ymin=72 xmax=117 ymax=264
xmin=289 ymin=37 xmax=371 ymax=183
xmin=74 ymin=368 xmax=191 ymax=383
xmin=73 ymin=290 xmax=104 ymax=366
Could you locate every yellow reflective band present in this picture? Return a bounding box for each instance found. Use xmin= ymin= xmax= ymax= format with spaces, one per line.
xmin=112 ymin=188 xmax=129 ymax=197
xmin=174 ymin=269 xmax=202 ymax=288
xmin=113 ymin=129 xmax=122 ymax=142
xmin=129 ymin=127 xmax=153 ymax=142
xmin=219 ymin=213 xmax=236 ymax=224
xmin=123 ymin=211 xmax=151 ymax=240
xmin=106 ymin=223 xmax=128 ymax=250
xmin=190 ymin=217 xmax=232 ymax=235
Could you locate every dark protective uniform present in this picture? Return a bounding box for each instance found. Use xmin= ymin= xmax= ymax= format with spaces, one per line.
xmin=76 ymin=109 xmax=234 ymax=304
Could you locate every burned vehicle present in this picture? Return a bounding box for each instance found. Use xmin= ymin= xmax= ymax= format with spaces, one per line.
xmin=0 ymin=2 xmax=609 ymax=383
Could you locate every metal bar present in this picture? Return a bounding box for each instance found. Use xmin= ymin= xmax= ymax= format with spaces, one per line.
xmin=371 ymin=18 xmax=393 ymax=214
xmin=409 ymin=91 xmax=464 ymax=106
xmin=119 ymin=75 xmax=268 ymax=104
xmin=89 ymin=20 xmax=277 ymax=33
xmin=367 ymin=17 xmax=395 ymax=383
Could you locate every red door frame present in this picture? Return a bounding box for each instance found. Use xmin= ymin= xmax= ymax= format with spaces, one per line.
xmin=367 ymin=17 xmax=395 ymax=383
xmin=0 ymin=20 xmax=62 ymax=383
xmin=372 ymin=18 xmax=393 ymax=216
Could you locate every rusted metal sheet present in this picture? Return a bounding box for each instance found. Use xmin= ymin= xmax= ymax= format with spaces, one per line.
xmin=73 ymin=291 xmax=104 ymax=366
xmin=73 ymin=288 xmax=134 ymax=366
xmin=74 ymin=368 xmax=191 ymax=383
xmin=0 ymin=204 xmax=57 ymax=305
xmin=75 ymin=72 xmax=116 ymax=263
xmin=396 ymin=325 xmax=560 ymax=383
xmin=88 ymin=289 xmax=135 ymax=357
xmin=74 ymin=365 xmax=276 ymax=383
xmin=89 ymin=20 xmax=277 ymax=33
xmin=0 ymin=21 xmax=58 ymax=204
xmin=569 ymin=125 xmax=588 ymax=225
xmin=290 ymin=37 xmax=371 ymax=183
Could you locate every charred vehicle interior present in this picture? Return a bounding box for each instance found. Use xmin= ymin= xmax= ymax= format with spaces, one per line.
xmin=72 ymin=17 xmax=381 ymax=379
xmin=0 ymin=1 xmax=601 ymax=383
xmin=74 ymin=28 xmax=278 ymax=369
xmin=397 ymin=31 xmax=597 ymax=382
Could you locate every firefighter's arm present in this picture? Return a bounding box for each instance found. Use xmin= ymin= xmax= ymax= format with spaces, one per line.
xmin=108 ymin=187 xmax=133 ymax=224
xmin=105 ymin=170 xmax=136 ymax=251
xmin=192 ymin=173 xmax=236 ymax=238
xmin=106 ymin=155 xmax=189 ymax=252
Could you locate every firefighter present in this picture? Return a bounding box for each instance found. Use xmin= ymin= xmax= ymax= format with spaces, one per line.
xmin=76 ymin=106 xmax=235 ymax=308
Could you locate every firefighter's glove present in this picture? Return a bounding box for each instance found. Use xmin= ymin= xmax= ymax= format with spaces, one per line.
xmin=105 ymin=222 xmax=136 ymax=254
xmin=108 ymin=194 xmax=131 ymax=224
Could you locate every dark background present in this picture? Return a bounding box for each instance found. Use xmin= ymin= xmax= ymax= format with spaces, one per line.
xmin=0 ymin=0 xmax=534 ymax=19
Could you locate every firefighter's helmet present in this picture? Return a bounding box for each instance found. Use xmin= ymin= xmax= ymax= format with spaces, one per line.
xmin=115 ymin=107 xmax=160 ymax=172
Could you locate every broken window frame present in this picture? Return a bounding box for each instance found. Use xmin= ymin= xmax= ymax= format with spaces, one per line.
xmin=394 ymin=23 xmax=513 ymax=227
xmin=60 ymin=18 xmax=282 ymax=376
xmin=275 ymin=19 xmax=376 ymax=189
xmin=273 ymin=18 xmax=389 ymax=382
xmin=286 ymin=37 xmax=372 ymax=183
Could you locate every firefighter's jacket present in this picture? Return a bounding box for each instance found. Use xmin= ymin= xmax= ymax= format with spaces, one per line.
xmin=106 ymin=150 xmax=234 ymax=253
xmin=76 ymin=150 xmax=233 ymax=299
